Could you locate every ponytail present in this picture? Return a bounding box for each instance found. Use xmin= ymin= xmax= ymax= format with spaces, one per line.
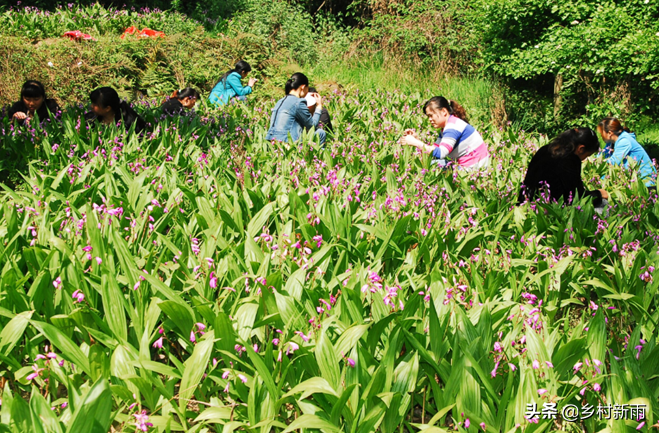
xmin=423 ymin=96 xmax=469 ymax=123
xmin=172 ymin=87 xmax=199 ymax=100
xmin=598 ymin=117 xmax=631 ymax=135
xmin=284 ymin=72 xmax=309 ymax=95
xmin=547 ymin=127 xmax=600 ymax=158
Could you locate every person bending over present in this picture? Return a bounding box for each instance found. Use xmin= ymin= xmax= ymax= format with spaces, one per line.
xmin=209 ymin=60 xmax=256 ymax=106
xmin=161 ymin=88 xmax=199 ymax=116
xmin=307 ymin=87 xmax=333 ymax=134
xmin=265 ymin=73 xmax=326 ymax=147
xmin=518 ymin=127 xmax=609 ymax=208
xmin=7 ymin=80 xmax=60 ymax=125
xmin=84 ymin=87 xmax=146 ymax=133
xmin=598 ymin=117 xmax=657 ymax=191
xmin=399 ymin=96 xmax=489 ymax=170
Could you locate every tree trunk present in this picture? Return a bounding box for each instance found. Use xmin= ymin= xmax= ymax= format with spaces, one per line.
xmin=553 ymin=74 xmax=563 ymax=118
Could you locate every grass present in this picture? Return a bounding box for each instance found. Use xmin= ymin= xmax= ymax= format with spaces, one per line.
xmin=309 ymin=54 xmax=504 ymax=127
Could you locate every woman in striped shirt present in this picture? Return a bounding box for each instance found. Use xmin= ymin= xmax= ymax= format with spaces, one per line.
xmin=399 ymin=96 xmax=489 ymax=170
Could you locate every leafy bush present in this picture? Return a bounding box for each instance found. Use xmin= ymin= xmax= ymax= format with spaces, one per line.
xmin=0 ymin=87 xmax=658 ymax=432
xmin=0 ymin=3 xmax=205 ymax=38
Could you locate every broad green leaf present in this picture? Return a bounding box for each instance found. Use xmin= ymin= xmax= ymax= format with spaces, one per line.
xmin=179 ymin=330 xmax=214 ymax=412
xmin=65 ymin=378 xmax=113 ymax=433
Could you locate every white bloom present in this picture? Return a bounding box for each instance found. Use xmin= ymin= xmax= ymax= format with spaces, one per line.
xmin=47 ymin=62 xmax=54 ymax=67
xmin=644 ymin=0 xmax=649 ymax=4
xmin=534 ymin=45 xmax=540 ymax=49
xmin=571 ymin=20 xmax=579 ymax=25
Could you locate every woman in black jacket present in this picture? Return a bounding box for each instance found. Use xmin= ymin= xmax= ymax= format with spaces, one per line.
xmin=518 ymin=127 xmax=609 ymax=207
xmin=84 ymin=87 xmax=146 ymax=133
xmin=160 ymin=88 xmax=199 ymax=116
xmin=7 ymin=81 xmax=60 ymax=125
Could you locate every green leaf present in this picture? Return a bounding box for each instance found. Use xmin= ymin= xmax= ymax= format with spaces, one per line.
xmin=315 ymin=328 xmax=341 ymax=391
xmin=179 ymin=330 xmax=214 ymax=412
xmin=0 ymin=311 xmax=32 ymax=355
xmin=101 ymin=272 xmax=127 ymax=342
xmin=30 ymin=320 xmax=92 ymax=377
xmin=336 ymin=324 xmax=370 ymax=356
xmin=281 ymin=414 xmax=340 ymax=433
xmin=282 ymin=377 xmax=339 ymax=400
xmin=65 ymin=378 xmax=113 ymax=433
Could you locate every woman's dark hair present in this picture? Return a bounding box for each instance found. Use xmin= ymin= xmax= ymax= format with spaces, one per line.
xmin=598 ymin=117 xmax=631 ymax=136
xmin=171 ymin=87 xmax=199 ymax=100
xmin=547 ymin=127 xmax=600 ymax=158
xmin=21 ymin=80 xmax=46 ymax=99
xmin=90 ymin=86 xmax=143 ymax=129
xmin=216 ymin=60 xmax=252 ymax=87
xmin=90 ymin=87 xmax=121 ymax=113
xmin=423 ymin=96 xmax=468 ymax=123
xmin=285 ymin=72 xmax=309 ymax=95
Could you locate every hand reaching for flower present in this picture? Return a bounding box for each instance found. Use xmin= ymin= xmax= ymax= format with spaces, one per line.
xmin=403 ymin=128 xmax=418 ymax=138
xmin=13 ymin=111 xmax=28 ymax=121
xmin=399 ymin=131 xmax=436 ymax=154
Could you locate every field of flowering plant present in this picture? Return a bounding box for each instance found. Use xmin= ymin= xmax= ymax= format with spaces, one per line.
xmin=0 ymin=90 xmax=658 ymax=433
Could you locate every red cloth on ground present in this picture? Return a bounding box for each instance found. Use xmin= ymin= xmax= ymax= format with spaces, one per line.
xmin=121 ymin=27 xmax=165 ymax=39
xmin=63 ymin=30 xmax=93 ymax=41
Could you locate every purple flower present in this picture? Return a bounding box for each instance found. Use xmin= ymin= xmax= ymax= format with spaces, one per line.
xmin=532 ymin=359 xmax=540 ymax=369
xmin=237 ymin=374 xmax=247 ymax=384
xmin=152 ymin=337 xmax=163 ymax=349
xmin=53 ymin=277 xmax=62 ymax=290
xmin=286 ymin=342 xmax=299 ymax=355
xmin=26 ymin=365 xmax=43 ymax=381
xmin=537 ymin=388 xmax=548 ymax=395
xmin=347 ymin=358 xmax=355 ymax=367
xmin=491 ymin=361 xmax=499 ymax=378
xmin=480 ymin=422 xmax=486 ymax=431
xmin=464 ymin=419 xmax=470 ymax=428
xmin=72 ymin=290 xmax=84 ymax=303
xmin=133 ymin=410 xmax=153 ymax=432
xmin=593 ymin=383 xmax=601 ymax=392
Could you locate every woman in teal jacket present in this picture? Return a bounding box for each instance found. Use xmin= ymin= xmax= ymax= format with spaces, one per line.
xmin=209 ymin=60 xmax=257 ymax=106
xmin=598 ymin=117 xmax=657 ymax=190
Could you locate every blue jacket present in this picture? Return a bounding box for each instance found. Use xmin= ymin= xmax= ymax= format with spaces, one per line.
xmin=265 ymin=95 xmax=320 ymax=142
xmin=603 ymin=131 xmax=657 ymax=187
xmin=209 ymin=72 xmax=252 ymax=106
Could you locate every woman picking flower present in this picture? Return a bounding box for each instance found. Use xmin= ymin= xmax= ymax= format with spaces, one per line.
xmin=399 ymin=96 xmax=489 ymax=170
